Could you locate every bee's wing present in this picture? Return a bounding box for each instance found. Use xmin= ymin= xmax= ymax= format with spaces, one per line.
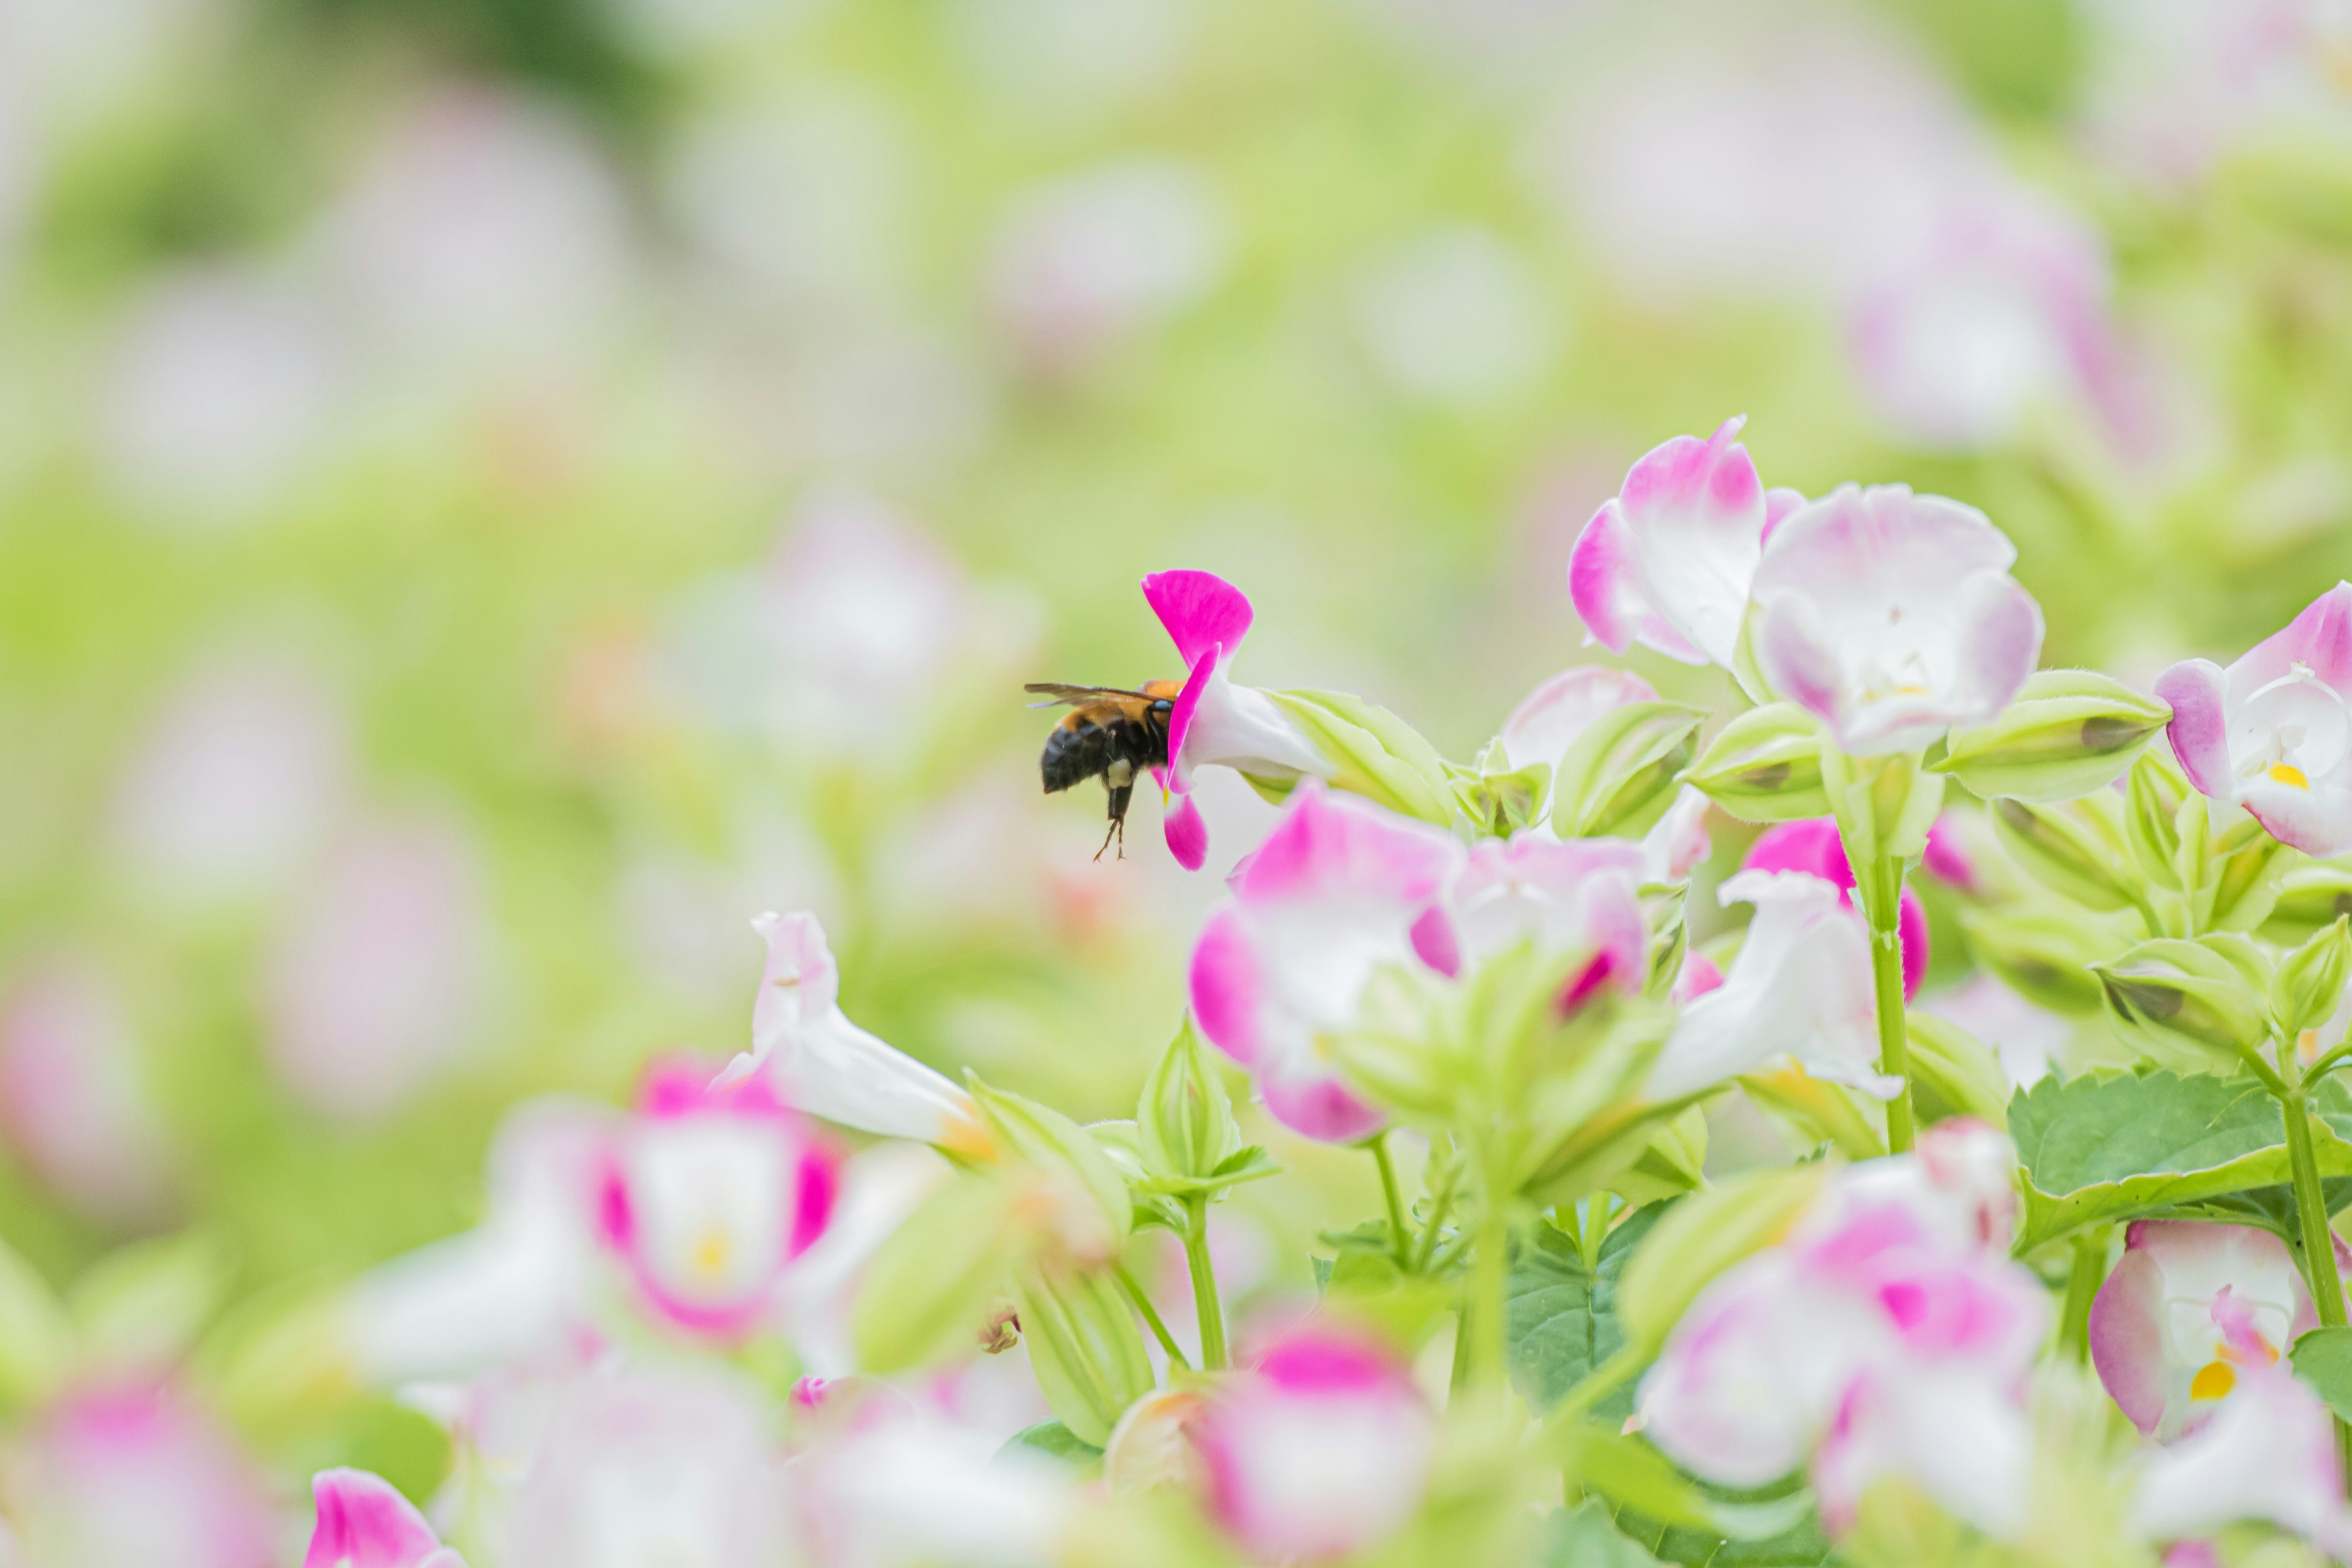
xmin=1025 ymin=682 xmax=1150 ymax=710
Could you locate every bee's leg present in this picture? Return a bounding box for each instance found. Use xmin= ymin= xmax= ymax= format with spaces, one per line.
xmin=1099 ymin=783 xmax=1133 ymax=861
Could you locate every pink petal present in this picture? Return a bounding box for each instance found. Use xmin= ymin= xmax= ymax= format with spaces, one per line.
xmin=1189 ymin=907 xmax=1267 ymax=1071
xmin=1499 ymin=665 xmax=1657 ymax=769
xmin=1567 ymin=501 xmax=1643 ymax=656
xmin=1408 ymin=905 xmax=1460 ymax=978
xmin=1258 ymin=1066 xmax=1385 ymax=1144
xmin=1741 ymin=818 xmax=1851 ymax=886
xmin=1142 ymin=570 xmax=1254 ymax=673
xmin=1621 ymin=416 xmax=1762 ymax=522
xmin=1673 ymin=950 xmax=1724 ymax=1001
xmin=1922 ymin=815 xmax=1978 ymax=892
xmin=306 ymin=1469 xmax=447 ymax=1568
xmin=1164 ymin=790 xmax=1208 ymax=870
xmin=788 ymin=1145 xmax=839 ymax=1259
xmin=1254 ymin=1328 xmax=1410 ymax=1396
xmin=2241 ymin=777 xmax=2352 ymax=859
xmin=1898 ymin=888 xmax=1929 ymax=1003
xmin=2154 ymin=658 xmax=2231 ymax=798
xmin=1165 ymin=644 xmax=1221 ymax=790
xmin=1761 ymin=486 xmax=1806 ymax=543
xmin=1753 ymin=594 xmax=1845 ymax=728
xmin=1953 ymin=572 xmax=2046 ymax=718
xmin=2248 ymin=582 xmax=2352 ymax=693
xmin=1235 ymin=783 xmax=1456 ymax=910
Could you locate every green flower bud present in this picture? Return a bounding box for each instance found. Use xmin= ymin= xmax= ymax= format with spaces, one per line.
xmin=1822 ymin=745 xmax=1944 ymax=865
xmin=2264 ymin=861 xmax=2352 ymax=946
xmin=1958 ymin=905 xmax=2132 ymax=1016
xmin=2124 ymin=751 xmax=2188 ymax=891
xmin=2094 ymin=938 xmax=2272 ymax=1071
xmin=2211 ymin=834 xmax=2297 ymax=934
xmin=1605 ymin=1105 xmax=1710 ymax=1209
xmin=970 ymin=1076 xmax=1134 ymax=1245
xmin=2274 ymin=917 xmax=2352 ymax=1044
xmin=1934 ymin=669 xmax=2171 ymax=804
xmin=1989 ymin=796 xmax=2137 ymax=913
xmin=1266 ymin=688 xmax=1455 ymax=826
xmin=1619 ymin=1166 xmax=1828 ymax=1351
xmin=1550 ymin=701 xmax=1705 ymax=840
xmin=853 ymin=1174 xmax=1023 ymax=1374
xmin=1010 ymin=1264 xmax=1158 ymax=1447
xmin=1904 ymin=1014 xmax=2011 ymax=1128
xmin=1680 ymin=703 xmax=1829 ymax=823
xmin=1137 ymin=1020 xmax=1245 ymax=1188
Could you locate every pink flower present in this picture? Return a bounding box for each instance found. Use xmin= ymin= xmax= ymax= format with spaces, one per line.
xmin=1442 ymin=834 xmax=1650 ymax=1012
xmin=596 ymin=1057 xmax=839 ymax=1341
xmin=0 ymin=957 xmax=180 ymax=1227
xmin=717 ymin=912 xmax=990 ymax=1157
xmin=1640 ymin=1132 xmax=2046 ymax=1539
xmin=1644 ymin=871 xmax=1899 ymax=1104
xmin=1498 ymin=666 xmax=1714 ymax=879
xmin=2156 ymin=582 xmax=2352 ymax=856
xmin=2132 ymin=1365 xmax=2352 ymax=1559
xmin=1750 ymin=484 xmax=2044 ymax=756
xmin=1188 ymin=782 xmax=1460 ymax=1142
xmin=3 ymin=1385 xmax=279 ymax=1568
xmin=1921 ymin=812 xmax=1982 ymax=893
xmin=1740 ymin=818 xmax=1928 ymax=1000
xmin=1567 ymin=418 xmax=1802 ymax=668
xmin=305 ymin=1469 xmax=465 ymax=1567
xmin=1143 ymin=570 xmax=1330 ymax=871
xmin=1191 ymin=1327 xmax=1436 ymax=1564
xmin=2089 ymin=1220 xmax=2335 ymax=1443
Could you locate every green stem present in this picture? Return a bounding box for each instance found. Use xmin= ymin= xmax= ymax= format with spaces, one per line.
xmin=2059 ymin=1231 xmax=2108 ymax=1363
xmin=1548 ymin=1343 xmax=1645 ymax=1427
xmin=1577 ymin=1194 xmax=1616 ymax=1276
xmin=1115 ymin=1264 xmax=1189 ymax=1371
xmin=1182 ymin=1195 xmax=1228 ymax=1371
xmin=1370 ymin=1131 xmax=1412 ymax=1272
xmin=2281 ymin=1088 xmax=2351 ymax=1483
xmin=1457 ymin=1177 xmax=1513 ymax=1404
xmin=1413 ymin=1158 xmax=1460 ymax=1275
xmin=1867 ymin=855 xmax=1917 ymax=1154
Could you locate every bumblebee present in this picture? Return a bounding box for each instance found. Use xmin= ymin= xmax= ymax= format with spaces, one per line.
xmin=1027 ymin=680 xmax=1182 ymax=858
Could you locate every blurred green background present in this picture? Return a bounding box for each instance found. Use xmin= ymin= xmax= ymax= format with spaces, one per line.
xmin=0 ymin=0 xmax=2347 ymax=1542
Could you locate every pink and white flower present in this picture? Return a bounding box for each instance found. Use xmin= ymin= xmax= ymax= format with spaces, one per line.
xmin=1644 ymin=870 xmax=1899 ymax=1104
xmin=718 ymin=912 xmax=992 ymax=1158
xmin=1749 ymin=485 xmax=2044 ymax=756
xmin=1738 ymin=818 xmax=1928 ymax=1000
xmin=0 ymin=956 xmax=181 ymax=1227
xmin=2156 ymin=581 xmax=2352 ymax=857
xmin=2131 ymin=1365 xmax=2352 ymax=1560
xmin=1567 ymin=418 xmax=1801 ymax=668
xmin=1640 ymin=1132 xmax=2047 ymax=1538
xmin=1144 ymin=570 xmax=1332 ymax=870
xmin=1441 ymin=834 xmax=1649 ymax=1011
xmin=596 ymin=1058 xmax=839 ymax=1341
xmin=1 ymin=1384 xmax=279 ymax=1568
xmin=1497 ymin=665 xmax=1714 ymax=880
xmin=2089 ymin=1220 xmax=2335 ymax=1443
xmin=1189 ymin=783 xmax=1460 ymax=1142
xmin=1191 ymin=1327 xmax=1436 ymax=1564
xmin=305 ymin=1468 xmax=465 ymax=1567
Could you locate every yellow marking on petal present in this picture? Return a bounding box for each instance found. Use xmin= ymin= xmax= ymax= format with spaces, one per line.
xmin=2191 ymin=1360 xmax=2236 ymax=1401
xmin=693 ymin=1228 xmax=731 ymax=1280
xmin=2270 ymin=763 xmax=2311 ymax=789
xmin=937 ymin=1104 xmax=998 ymax=1163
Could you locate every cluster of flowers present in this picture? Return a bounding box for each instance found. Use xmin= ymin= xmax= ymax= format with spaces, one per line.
xmin=270 ymin=419 xmax=2352 ymax=1567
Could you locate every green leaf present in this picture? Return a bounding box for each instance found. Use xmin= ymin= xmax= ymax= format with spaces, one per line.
xmin=1506 ymin=1205 xmax=1665 ymax=1422
xmin=2293 ymin=1326 xmax=2352 ymax=1423
xmin=1619 ymin=1167 xmax=1829 ymax=1349
xmin=2008 ymin=1071 xmax=2352 ymax=1250
xmin=996 ymin=1419 xmax=1104 ymax=1476
xmin=1544 ymin=1500 xmax=1667 ymax=1568
xmin=1558 ymin=1425 xmax=1817 ymax=1544
xmin=1609 ymin=1472 xmax=1838 ymax=1568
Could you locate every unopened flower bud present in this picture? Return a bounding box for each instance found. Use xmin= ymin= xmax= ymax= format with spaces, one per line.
xmin=1934 ymin=669 xmax=2170 ymax=805
xmin=1681 ymin=703 xmax=1830 ymax=824
xmin=1550 ymin=701 xmax=1705 ymax=840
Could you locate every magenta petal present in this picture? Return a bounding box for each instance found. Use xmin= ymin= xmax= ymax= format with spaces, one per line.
xmin=1164 ymin=791 xmax=1208 ymax=870
xmin=1409 ymin=905 xmax=1460 ymax=978
xmin=1742 ymin=818 xmax=1852 ymax=888
xmin=1673 ymin=950 xmax=1724 ymax=1001
xmin=1568 ymin=501 xmax=1642 ymax=655
xmin=2154 ymin=658 xmax=2233 ymax=801
xmin=1142 ymin=570 xmax=1254 ymax=671
xmin=306 ymin=1469 xmax=446 ymax=1568
xmin=1238 ymin=782 xmax=1455 ymax=908
xmin=1166 ymin=644 xmax=1220 ymax=788
xmin=1189 ymin=907 xmax=1267 ymax=1069
xmin=1761 ymin=486 xmax=1806 ymax=543
xmin=788 ymin=1146 xmax=839 ymax=1260
xmin=1898 ymin=888 xmax=1929 ymax=1003
xmin=1922 ymin=815 xmax=1978 ymax=892
xmin=1259 ymin=1068 xmax=1385 ymax=1144
xmin=2264 ymin=581 xmax=2352 ymax=690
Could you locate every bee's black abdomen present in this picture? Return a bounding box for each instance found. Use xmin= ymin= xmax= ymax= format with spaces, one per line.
xmin=1039 ymin=712 xmax=1168 ymax=794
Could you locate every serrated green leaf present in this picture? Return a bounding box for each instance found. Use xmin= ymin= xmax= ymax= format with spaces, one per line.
xmin=2008 ymin=1071 xmax=2352 ymax=1250
xmin=2293 ymin=1326 xmax=2352 ymax=1423
xmin=1506 ymin=1205 xmax=1664 ymax=1422
xmin=1545 ymin=1499 xmax=1668 ymax=1568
